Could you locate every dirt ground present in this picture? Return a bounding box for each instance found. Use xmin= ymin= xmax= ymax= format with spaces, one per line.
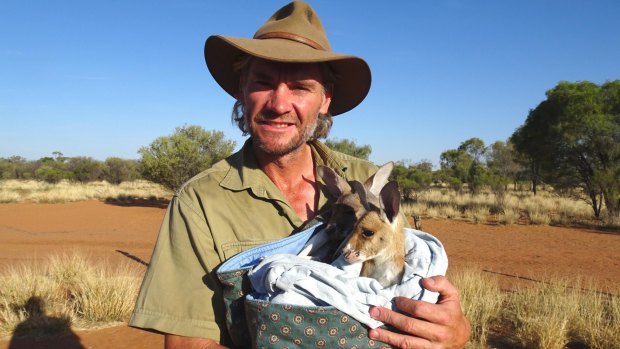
xmin=0 ymin=200 xmax=618 ymax=348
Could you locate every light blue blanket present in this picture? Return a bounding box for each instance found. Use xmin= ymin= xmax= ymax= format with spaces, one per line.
xmin=244 ymin=226 xmax=448 ymax=329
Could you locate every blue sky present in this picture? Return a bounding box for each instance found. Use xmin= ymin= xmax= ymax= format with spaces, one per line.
xmin=2 ymin=0 xmax=619 ymax=167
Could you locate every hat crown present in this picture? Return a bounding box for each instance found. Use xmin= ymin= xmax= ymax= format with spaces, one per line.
xmin=204 ymin=1 xmax=371 ymax=116
xmin=254 ymin=1 xmax=331 ymax=51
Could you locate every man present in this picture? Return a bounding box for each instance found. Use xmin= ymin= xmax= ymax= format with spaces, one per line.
xmin=129 ymin=2 xmax=470 ymax=348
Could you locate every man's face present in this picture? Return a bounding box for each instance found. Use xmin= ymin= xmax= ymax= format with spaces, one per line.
xmin=239 ymin=59 xmax=332 ymax=157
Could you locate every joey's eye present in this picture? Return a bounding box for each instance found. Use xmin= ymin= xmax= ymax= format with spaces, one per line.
xmin=362 ymin=230 xmax=374 ymax=237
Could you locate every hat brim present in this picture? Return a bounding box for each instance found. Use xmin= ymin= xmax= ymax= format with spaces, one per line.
xmin=205 ymin=35 xmax=371 ymax=116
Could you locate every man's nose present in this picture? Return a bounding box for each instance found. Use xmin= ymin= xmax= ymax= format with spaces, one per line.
xmin=266 ymin=83 xmax=293 ymax=115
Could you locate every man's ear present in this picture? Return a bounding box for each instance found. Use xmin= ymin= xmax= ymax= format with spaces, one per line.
xmin=320 ymin=84 xmax=333 ymax=114
xmin=235 ymin=74 xmax=247 ymax=102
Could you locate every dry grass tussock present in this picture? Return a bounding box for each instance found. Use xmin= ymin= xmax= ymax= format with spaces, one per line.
xmin=402 ymin=188 xmax=615 ymax=227
xmin=0 ymin=179 xmax=171 ymax=203
xmin=452 ymin=269 xmax=620 ymax=349
xmin=2 ymin=253 xmax=617 ymax=347
xmin=0 ymin=252 xmax=144 ymax=340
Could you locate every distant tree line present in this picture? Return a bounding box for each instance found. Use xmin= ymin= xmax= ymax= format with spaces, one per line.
xmin=2 ymin=80 xmax=617 ymax=220
xmin=0 ymin=152 xmax=140 ymax=184
xmin=389 ymin=138 xmax=524 ymax=200
xmin=328 ymin=80 xmax=620 ymax=221
xmin=396 ymin=80 xmax=620 ymax=222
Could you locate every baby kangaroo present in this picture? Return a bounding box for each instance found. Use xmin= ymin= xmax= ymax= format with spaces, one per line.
xmin=342 ymin=181 xmax=405 ymax=287
xmin=316 ymin=163 xmax=393 ymax=262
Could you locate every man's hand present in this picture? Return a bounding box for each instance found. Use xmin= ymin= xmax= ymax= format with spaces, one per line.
xmin=368 ymin=276 xmax=470 ymax=349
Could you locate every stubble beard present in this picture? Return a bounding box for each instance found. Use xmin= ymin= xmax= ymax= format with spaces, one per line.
xmin=248 ymin=112 xmax=319 ymax=157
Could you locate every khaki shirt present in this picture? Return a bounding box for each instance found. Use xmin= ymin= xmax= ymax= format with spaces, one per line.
xmin=129 ymin=139 xmax=378 ymax=344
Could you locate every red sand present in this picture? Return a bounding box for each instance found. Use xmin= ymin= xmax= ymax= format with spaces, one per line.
xmin=0 ymin=200 xmax=618 ymax=348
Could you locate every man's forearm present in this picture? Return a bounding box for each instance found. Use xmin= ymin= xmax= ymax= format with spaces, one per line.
xmin=165 ymin=334 xmax=229 ymax=349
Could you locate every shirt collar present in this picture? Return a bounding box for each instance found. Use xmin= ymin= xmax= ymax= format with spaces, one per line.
xmin=219 ymin=138 xmax=351 ymax=198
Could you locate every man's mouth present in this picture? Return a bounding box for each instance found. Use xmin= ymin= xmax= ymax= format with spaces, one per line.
xmin=269 ymin=122 xmax=292 ymax=128
xmin=258 ymin=120 xmax=295 ymax=128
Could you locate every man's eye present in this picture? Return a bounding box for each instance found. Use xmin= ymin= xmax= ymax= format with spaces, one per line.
xmin=291 ymin=83 xmax=311 ymax=91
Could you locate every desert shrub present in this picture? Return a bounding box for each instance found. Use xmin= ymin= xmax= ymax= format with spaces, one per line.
xmin=0 ymin=156 xmax=33 ymax=179
xmin=71 ymin=264 xmax=142 ymax=324
xmin=401 ymin=202 xmax=426 ymax=219
xmin=0 ymin=159 xmax=15 ymax=179
xmin=0 ymin=189 xmax=21 ymax=203
xmin=139 ymin=125 xmax=236 ymax=191
xmin=569 ymin=284 xmax=620 ymax=349
xmin=0 ymin=253 xmax=143 ymax=338
xmin=0 ymin=263 xmax=67 ymax=338
xmin=464 ymin=207 xmax=488 ymax=224
xmin=507 ymin=282 xmax=575 ymax=349
xmin=450 ymin=268 xmax=503 ymax=348
xmin=424 ymin=206 xmax=440 ymax=219
xmin=498 ymin=207 xmax=520 ymax=225
xmin=103 ymin=157 xmax=139 ymax=184
xmin=391 ymin=160 xmax=433 ymax=200
xmin=65 ymin=157 xmax=105 ymax=183
xmin=324 ymin=138 xmax=372 ymax=160
xmin=0 ymin=179 xmax=170 ymax=203
xmin=409 ymin=186 xmax=602 ymax=227
xmin=502 ymin=278 xmax=620 ymax=349
xmin=529 ymin=210 xmax=551 ymax=225
xmin=34 ymin=166 xmax=73 ymax=184
xmin=439 ymin=205 xmax=461 ymax=219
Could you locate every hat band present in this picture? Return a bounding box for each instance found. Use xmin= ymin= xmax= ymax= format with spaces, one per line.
xmin=255 ymin=32 xmax=326 ymax=51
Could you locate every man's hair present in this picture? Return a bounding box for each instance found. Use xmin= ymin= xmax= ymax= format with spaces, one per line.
xmin=231 ymin=55 xmax=334 ymax=140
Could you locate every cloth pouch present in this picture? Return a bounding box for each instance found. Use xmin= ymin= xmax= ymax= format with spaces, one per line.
xmin=216 ymin=223 xmax=447 ymax=349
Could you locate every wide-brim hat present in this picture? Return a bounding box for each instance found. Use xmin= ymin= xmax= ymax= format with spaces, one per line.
xmin=204 ymin=1 xmax=371 ymax=116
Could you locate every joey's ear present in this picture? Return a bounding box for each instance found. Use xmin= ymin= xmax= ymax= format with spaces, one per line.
xmin=380 ymin=181 xmax=400 ymax=223
xmin=364 ymin=162 xmax=394 ymax=198
xmin=317 ymin=166 xmax=351 ymax=198
xmin=350 ymin=180 xmax=370 ymax=211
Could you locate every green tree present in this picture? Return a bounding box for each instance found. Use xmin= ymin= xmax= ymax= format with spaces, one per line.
xmin=9 ymin=156 xmax=36 ymax=179
xmin=66 ymin=157 xmax=105 ymax=183
xmin=324 ymin=138 xmax=372 ymax=160
xmin=439 ymin=138 xmax=490 ymax=193
xmin=511 ymin=80 xmax=620 ymax=220
xmin=438 ymin=149 xmax=471 ymax=191
xmin=103 ymin=157 xmax=139 ymax=184
xmin=34 ymin=166 xmax=72 ymax=183
xmin=0 ymin=158 xmax=15 ymax=179
xmin=390 ymin=160 xmax=433 ymax=200
xmin=34 ymin=153 xmax=72 ymax=183
xmin=467 ymin=161 xmax=489 ymax=194
xmin=138 ymin=125 xmax=236 ymax=191
xmin=458 ymin=137 xmax=486 ymax=163
xmin=485 ymin=140 xmax=522 ymax=190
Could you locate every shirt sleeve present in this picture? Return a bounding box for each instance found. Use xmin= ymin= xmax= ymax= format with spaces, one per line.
xmin=129 ymin=194 xmax=227 ymax=342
